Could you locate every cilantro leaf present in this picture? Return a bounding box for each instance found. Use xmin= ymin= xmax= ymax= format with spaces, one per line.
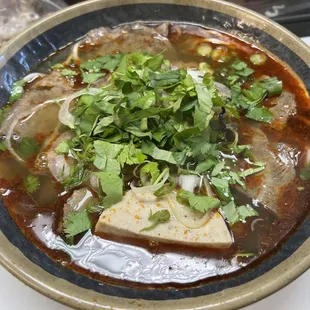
xmin=149 ymin=70 xmax=182 ymax=88
xmin=61 ymin=69 xmax=78 ymax=77
xmin=246 ymin=107 xmax=273 ymax=123
xmin=259 ymin=77 xmax=282 ymax=96
xmin=62 ymin=164 xmax=89 ymax=190
xmin=82 ymin=72 xmax=105 ymax=84
xmin=194 ymin=83 xmax=214 ymax=130
xmin=23 ymin=175 xmax=40 ymax=193
xmin=154 ymin=177 xmax=176 ymax=197
xmin=176 ymin=189 xmax=221 ymax=213
xmin=63 ymin=210 xmax=92 ymax=238
xmin=210 ymin=177 xmax=233 ymax=202
xmin=9 ymin=79 xmax=25 ymax=104
xmin=238 ymin=165 xmax=265 ymax=178
xmin=140 ymin=209 xmax=170 ymax=232
xmin=140 ymin=162 xmax=160 ymax=185
xmin=17 ymin=137 xmax=40 ymax=159
xmin=55 ymin=140 xmax=70 ymax=154
xmin=141 ymin=141 xmax=177 ymax=164
xmin=93 ymin=140 xmax=123 ymax=173
xmin=52 ymin=63 xmax=64 ymax=69
xmin=95 ymin=171 xmax=123 ymax=208
xmin=222 ymin=201 xmax=258 ymax=226
xmin=117 ymin=144 xmax=146 ymax=167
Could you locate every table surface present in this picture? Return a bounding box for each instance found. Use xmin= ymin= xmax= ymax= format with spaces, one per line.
xmin=1 ymin=36 xmax=309 ymax=310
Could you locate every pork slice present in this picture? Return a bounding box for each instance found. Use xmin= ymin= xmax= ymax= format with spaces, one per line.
xmin=1 ymin=71 xmax=73 ymax=135
xmin=95 ymin=190 xmax=232 ymax=248
xmin=79 ymin=23 xmax=176 ymax=60
xmin=47 ymin=131 xmax=75 ymax=182
xmin=63 ymin=188 xmax=96 ymax=220
xmin=269 ymin=91 xmax=296 ymax=130
xmin=245 ymin=128 xmax=296 ymax=214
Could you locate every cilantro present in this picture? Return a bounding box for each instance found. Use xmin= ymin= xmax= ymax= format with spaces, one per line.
xmin=55 ymin=140 xmax=70 ymax=154
xmin=82 ymin=72 xmax=105 ymax=84
xmin=52 ymin=63 xmax=64 ymax=69
xmin=140 ymin=209 xmax=170 ymax=232
xmin=154 ymin=177 xmax=176 ymax=197
xmin=93 ymin=140 xmax=123 ymax=173
xmin=246 ymin=107 xmax=273 ymax=123
xmin=259 ymin=77 xmax=282 ymax=96
xmin=300 ymin=163 xmax=310 ymax=181
xmin=194 ymin=83 xmax=214 ymax=130
xmin=222 ymin=201 xmax=258 ymax=226
xmin=210 ymin=177 xmax=233 ymax=202
xmin=95 ymin=171 xmax=123 ymax=208
xmin=9 ymin=79 xmax=25 ymax=104
xmin=23 ymin=175 xmax=40 ymax=193
xmin=17 ymin=137 xmax=40 ymax=159
xmin=211 ymin=161 xmax=225 ymax=177
xmin=141 ymin=141 xmax=177 ymax=164
xmin=97 ymin=53 xmax=123 ymax=71
xmin=149 ymin=70 xmax=182 ymax=88
xmin=238 ymin=165 xmax=265 ymax=178
xmin=62 ymin=164 xmax=89 ymax=190
xmin=118 ymin=144 xmax=146 ymax=167
xmin=140 ymin=162 xmax=160 ymax=185
xmin=176 ymin=189 xmax=221 ymax=213
xmin=63 ymin=210 xmax=92 ymax=238
xmin=61 ymin=69 xmax=78 ymax=77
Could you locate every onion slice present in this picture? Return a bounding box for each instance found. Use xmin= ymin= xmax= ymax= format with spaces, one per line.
xmin=65 ymin=41 xmax=81 ymax=65
xmin=130 ymin=170 xmax=169 ymax=202
xmin=59 ymin=88 xmax=102 ymax=129
xmin=168 ymin=194 xmax=212 ymax=229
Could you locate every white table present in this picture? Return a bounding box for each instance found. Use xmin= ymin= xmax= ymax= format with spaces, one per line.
xmin=1 ymin=37 xmax=310 ymax=310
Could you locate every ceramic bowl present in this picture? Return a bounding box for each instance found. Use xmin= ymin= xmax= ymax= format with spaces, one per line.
xmin=0 ymin=1 xmax=309 ymax=309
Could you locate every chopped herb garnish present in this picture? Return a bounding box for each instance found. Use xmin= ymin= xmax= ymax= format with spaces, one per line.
xmin=60 ymin=69 xmax=78 ymax=77
xmin=246 ymin=107 xmax=273 ymax=123
xmin=9 ymin=79 xmax=25 ymax=104
xmin=222 ymin=201 xmax=258 ymax=226
xmin=140 ymin=209 xmax=171 ymax=232
xmin=17 ymin=137 xmax=40 ymax=159
xmin=23 ymin=175 xmax=40 ymax=193
xmin=176 ymin=189 xmax=221 ymax=213
xmin=63 ymin=210 xmax=92 ymax=238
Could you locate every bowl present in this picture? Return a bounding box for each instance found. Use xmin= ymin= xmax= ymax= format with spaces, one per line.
xmin=0 ymin=0 xmax=309 ymax=309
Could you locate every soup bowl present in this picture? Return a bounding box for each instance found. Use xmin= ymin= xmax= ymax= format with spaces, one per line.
xmin=0 ymin=0 xmax=309 ymax=309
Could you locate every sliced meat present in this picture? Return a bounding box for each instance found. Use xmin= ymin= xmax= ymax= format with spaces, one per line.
xmin=245 ymin=127 xmax=296 ymax=214
xmin=95 ymin=190 xmax=232 ymax=248
xmin=63 ymin=188 xmax=95 ymax=220
xmin=47 ymin=131 xmax=75 ymax=182
xmin=269 ymin=91 xmax=296 ymax=130
xmin=79 ymin=23 xmax=176 ymax=60
xmin=1 ymin=71 xmax=73 ymax=135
